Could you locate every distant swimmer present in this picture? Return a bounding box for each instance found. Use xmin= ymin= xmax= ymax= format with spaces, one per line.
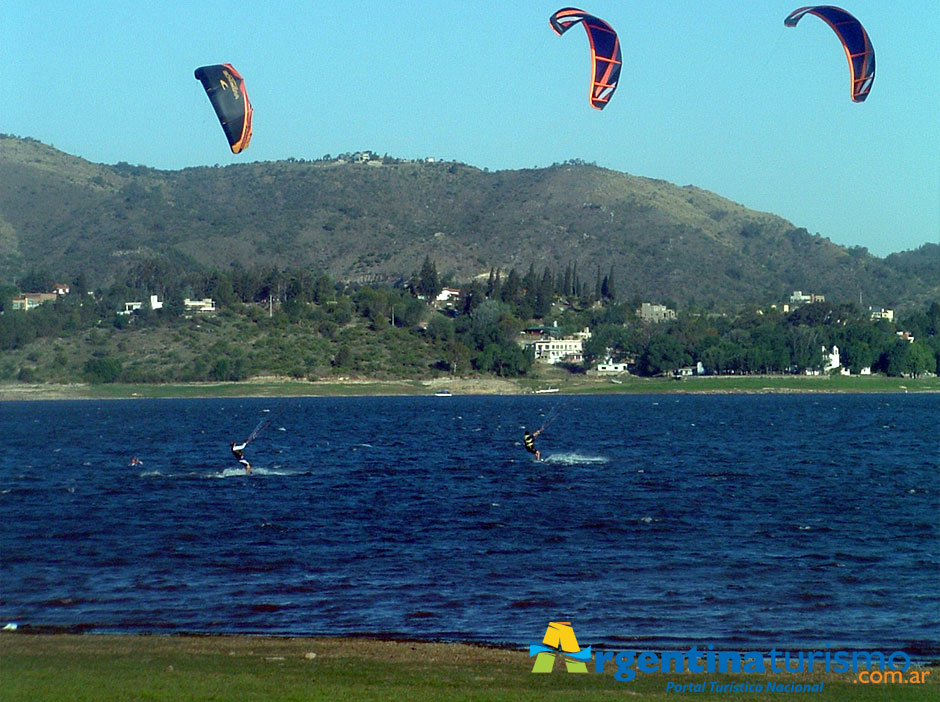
xmin=523 ymin=429 xmax=542 ymax=461
xmin=129 ymin=457 xmax=142 ymax=467
xmin=231 ymin=441 xmax=252 ymax=474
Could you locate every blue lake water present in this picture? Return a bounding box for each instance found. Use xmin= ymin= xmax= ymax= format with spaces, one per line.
xmin=1 ymin=393 xmax=937 ymax=656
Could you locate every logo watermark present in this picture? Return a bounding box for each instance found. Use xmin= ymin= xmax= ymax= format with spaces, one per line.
xmin=528 ymin=622 xmax=931 ymax=690
xmin=530 ymin=622 xmax=590 ymax=673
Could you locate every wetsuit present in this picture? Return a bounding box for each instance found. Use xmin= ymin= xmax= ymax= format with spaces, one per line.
xmin=231 ymin=441 xmax=251 ymax=472
xmin=524 ymin=432 xmax=537 ymax=455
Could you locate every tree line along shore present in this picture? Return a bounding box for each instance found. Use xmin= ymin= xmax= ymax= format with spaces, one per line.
xmin=2 ymin=262 xmax=938 ymax=388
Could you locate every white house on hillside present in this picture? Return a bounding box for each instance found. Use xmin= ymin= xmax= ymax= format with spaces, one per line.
xmin=525 ymin=328 xmax=592 ymax=364
xmin=119 ymin=295 xmax=163 ymax=315
xmin=596 ymin=359 xmax=630 ymax=374
xmin=638 ymin=303 xmax=676 ymax=322
xmin=435 ymin=287 xmax=461 ymax=305
xmin=184 ymin=298 xmax=216 ymax=314
xmin=790 ymin=290 xmax=826 ymax=305
xmin=806 ymin=345 xmax=848 ymax=375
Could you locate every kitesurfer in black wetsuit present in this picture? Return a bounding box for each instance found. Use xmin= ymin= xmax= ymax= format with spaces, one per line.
xmin=523 ymin=429 xmax=542 ymax=461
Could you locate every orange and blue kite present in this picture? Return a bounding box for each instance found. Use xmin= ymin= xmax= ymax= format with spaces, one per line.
xmin=549 ymin=8 xmax=622 ymax=110
xmin=785 ymin=6 xmax=875 ymax=102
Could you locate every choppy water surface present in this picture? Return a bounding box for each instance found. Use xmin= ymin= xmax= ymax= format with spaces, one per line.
xmin=1 ymin=394 xmax=937 ymax=655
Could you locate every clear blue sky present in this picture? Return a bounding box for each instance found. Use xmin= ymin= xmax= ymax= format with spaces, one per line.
xmin=3 ymin=1 xmax=938 ymax=257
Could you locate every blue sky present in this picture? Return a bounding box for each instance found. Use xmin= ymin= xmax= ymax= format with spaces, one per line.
xmin=3 ymin=1 xmax=938 ymax=257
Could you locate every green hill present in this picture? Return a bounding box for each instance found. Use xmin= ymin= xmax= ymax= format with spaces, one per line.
xmin=1 ymin=134 xmax=935 ymax=309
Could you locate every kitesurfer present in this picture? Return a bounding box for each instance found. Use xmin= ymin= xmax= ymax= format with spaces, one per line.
xmin=231 ymin=440 xmax=251 ymax=474
xmin=524 ymin=429 xmax=542 ymax=461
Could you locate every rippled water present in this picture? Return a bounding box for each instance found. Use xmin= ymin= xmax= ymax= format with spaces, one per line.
xmin=1 ymin=393 xmax=937 ymax=655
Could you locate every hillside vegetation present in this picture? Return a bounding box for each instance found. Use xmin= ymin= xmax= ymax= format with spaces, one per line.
xmin=1 ymin=135 xmax=936 ymax=311
xmin=1 ymin=259 xmax=937 ymax=386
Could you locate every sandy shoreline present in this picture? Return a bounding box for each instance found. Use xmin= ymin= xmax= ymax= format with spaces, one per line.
xmin=5 ymin=630 xmax=936 ymax=662
xmin=0 ymin=374 xmax=936 ymax=401
xmin=1 ymin=630 xmax=521 ymax=659
xmin=0 ymin=377 xmax=522 ymax=401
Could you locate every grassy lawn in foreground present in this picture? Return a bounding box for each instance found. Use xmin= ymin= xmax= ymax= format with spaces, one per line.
xmin=1 ymin=635 xmax=936 ymax=702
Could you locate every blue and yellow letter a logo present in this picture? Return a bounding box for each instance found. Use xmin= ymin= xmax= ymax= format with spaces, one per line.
xmin=530 ymin=622 xmax=591 ymax=673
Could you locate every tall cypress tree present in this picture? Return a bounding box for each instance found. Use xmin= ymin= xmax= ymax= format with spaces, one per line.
xmin=416 ymin=255 xmax=441 ymax=299
xmin=604 ymin=265 xmax=616 ymax=300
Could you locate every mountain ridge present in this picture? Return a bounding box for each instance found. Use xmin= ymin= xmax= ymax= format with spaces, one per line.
xmin=1 ymin=134 xmax=935 ymax=310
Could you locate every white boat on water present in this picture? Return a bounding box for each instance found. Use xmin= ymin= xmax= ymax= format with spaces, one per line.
xmin=434 ymin=390 xmax=453 ymax=397
xmin=535 ymin=388 xmax=559 ymax=394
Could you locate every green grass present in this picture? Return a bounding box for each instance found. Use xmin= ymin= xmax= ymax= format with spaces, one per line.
xmin=2 ymin=635 xmax=936 ymax=702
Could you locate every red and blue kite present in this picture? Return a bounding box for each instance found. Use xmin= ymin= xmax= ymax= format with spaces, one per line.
xmin=550 ymin=8 xmax=622 ymax=110
xmin=785 ymin=6 xmax=875 ymax=102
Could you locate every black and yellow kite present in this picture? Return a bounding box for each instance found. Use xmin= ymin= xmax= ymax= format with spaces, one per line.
xmin=194 ymin=63 xmax=254 ymax=153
